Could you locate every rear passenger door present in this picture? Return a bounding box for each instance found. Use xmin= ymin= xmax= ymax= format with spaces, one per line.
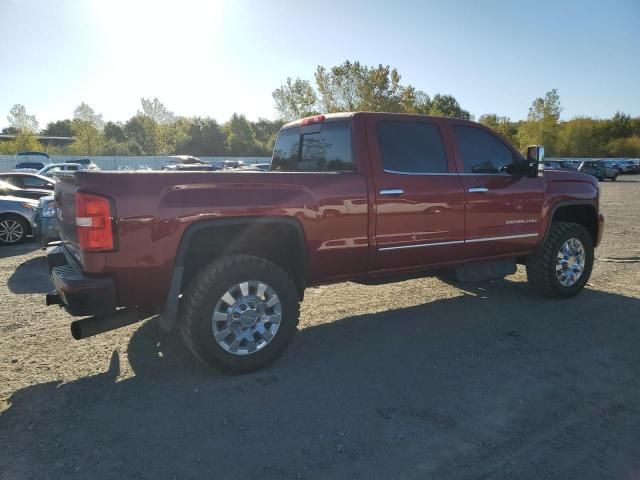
xmin=367 ymin=116 xmax=466 ymax=271
xmin=451 ymin=123 xmax=544 ymax=258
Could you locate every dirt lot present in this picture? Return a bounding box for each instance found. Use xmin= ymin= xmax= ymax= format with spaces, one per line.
xmin=1 ymin=177 xmax=640 ymax=480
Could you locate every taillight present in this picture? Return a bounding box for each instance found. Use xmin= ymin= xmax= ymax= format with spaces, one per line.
xmin=75 ymin=192 xmax=115 ymax=251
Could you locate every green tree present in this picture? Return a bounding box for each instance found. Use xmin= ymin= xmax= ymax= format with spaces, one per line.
xmin=314 ymin=61 xmax=413 ymax=113
xmin=252 ymin=118 xmax=284 ymax=154
xmin=4 ymin=104 xmax=42 ymax=152
xmin=42 ymin=119 xmax=73 ymax=137
xmin=430 ymin=94 xmax=470 ymax=119
xmin=608 ymin=111 xmax=632 ymax=139
xmin=71 ymin=102 xmax=104 ymax=155
xmin=225 ymin=113 xmax=259 ymax=156
xmin=7 ymin=104 xmax=39 ymax=133
xmin=516 ymin=89 xmax=562 ymax=153
xmin=479 ymin=114 xmax=518 ymax=145
xmin=104 ymin=121 xmax=125 ymax=142
xmin=139 ymin=97 xmax=175 ymax=124
xmin=124 ymin=115 xmax=158 ymax=154
xmin=607 ymin=137 xmax=640 ymax=157
xmin=555 ymin=117 xmax=608 ymax=157
xmin=176 ymin=117 xmax=227 ymax=156
xmin=272 ymin=78 xmax=318 ymax=121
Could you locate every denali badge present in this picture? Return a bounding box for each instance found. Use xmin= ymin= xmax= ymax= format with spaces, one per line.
xmin=506 ymin=219 xmax=538 ymax=225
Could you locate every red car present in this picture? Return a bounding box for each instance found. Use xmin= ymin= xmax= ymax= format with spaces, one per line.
xmin=47 ymin=112 xmax=604 ymax=373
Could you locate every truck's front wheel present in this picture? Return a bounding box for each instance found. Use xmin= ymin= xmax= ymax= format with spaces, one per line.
xmin=179 ymin=255 xmax=299 ymax=373
xmin=526 ymin=222 xmax=594 ymax=298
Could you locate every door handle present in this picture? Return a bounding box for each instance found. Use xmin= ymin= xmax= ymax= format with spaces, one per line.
xmin=379 ymin=189 xmax=404 ymax=196
xmin=468 ymin=187 xmax=489 ymax=193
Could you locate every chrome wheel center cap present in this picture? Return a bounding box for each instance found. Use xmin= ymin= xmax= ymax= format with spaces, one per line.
xmin=240 ymin=310 xmax=258 ymax=327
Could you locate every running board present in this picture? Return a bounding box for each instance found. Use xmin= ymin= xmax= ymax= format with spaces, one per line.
xmin=452 ymin=258 xmax=517 ymax=283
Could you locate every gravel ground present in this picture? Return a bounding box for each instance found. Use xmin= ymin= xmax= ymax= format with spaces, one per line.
xmin=1 ymin=176 xmax=640 ymax=480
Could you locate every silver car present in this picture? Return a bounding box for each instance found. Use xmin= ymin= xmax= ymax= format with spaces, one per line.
xmin=0 ymin=195 xmax=39 ymax=245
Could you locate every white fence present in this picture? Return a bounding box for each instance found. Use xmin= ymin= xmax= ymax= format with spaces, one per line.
xmin=0 ymin=155 xmax=271 ymax=172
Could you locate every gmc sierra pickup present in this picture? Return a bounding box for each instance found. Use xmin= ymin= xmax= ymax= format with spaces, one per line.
xmin=46 ymin=112 xmax=604 ymax=373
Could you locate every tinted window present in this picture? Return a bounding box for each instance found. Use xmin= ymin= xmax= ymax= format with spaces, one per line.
xmin=21 ymin=176 xmax=48 ymax=187
xmin=454 ymin=126 xmax=518 ymax=174
xmin=271 ymin=128 xmax=299 ymax=170
xmin=272 ymin=121 xmax=354 ymax=172
xmin=377 ymin=121 xmax=448 ymax=173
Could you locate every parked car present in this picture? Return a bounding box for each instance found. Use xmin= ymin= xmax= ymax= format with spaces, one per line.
xmin=33 ymin=195 xmax=60 ymax=247
xmin=251 ymin=163 xmax=272 ymax=171
xmin=47 ymin=112 xmax=604 ymax=374
xmin=66 ymin=159 xmax=100 ymax=170
xmin=543 ymin=161 xmax=563 ymax=170
xmin=0 ymin=195 xmax=38 ymax=245
xmin=605 ymin=160 xmax=624 ymax=174
xmin=15 ymin=151 xmax=50 ymax=172
xmin=0 ymin=172 xmax=56 ymax=191
xmin=14 ymin=162 xmax=46 ymax=172
xmin=38 ymin=163 xmax=82 ymax=177
xmin=162 ymin=163 xmax=222 ymax=172
xmin=578 ymin=161 xmax=618 ymax=181
xmin=0 ymin=179 xmax=51 ymax=200
xmin=617 ymin=160 xmax=639 ymax=174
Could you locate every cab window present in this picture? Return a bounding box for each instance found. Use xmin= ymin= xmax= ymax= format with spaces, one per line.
xmin=454 ymin=126 xmax=519 ymax=174
xmin=377 ymin=121 xmax=448 ymax=173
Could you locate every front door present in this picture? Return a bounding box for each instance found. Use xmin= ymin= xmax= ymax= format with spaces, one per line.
xmin=367 ymin=116 xmax=466 ymax=271
xmin=450 ymin=123 xmax=544 ymax=258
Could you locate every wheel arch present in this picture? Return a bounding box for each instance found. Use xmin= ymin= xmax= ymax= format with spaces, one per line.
xmin=539 ymin=201 xmax=599 ymax=254
xmin=159 ymin=216 xmax=308 ymax=331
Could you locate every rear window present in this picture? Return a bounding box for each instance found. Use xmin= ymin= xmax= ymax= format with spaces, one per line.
xmin=272 ymin=121 xmax=354 ymax=172
xmin=377 ymin=121 xmax=448 ymax=173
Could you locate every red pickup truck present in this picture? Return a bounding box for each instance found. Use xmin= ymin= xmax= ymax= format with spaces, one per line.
xmin=46 ymin=112 xmax=604 ymax=373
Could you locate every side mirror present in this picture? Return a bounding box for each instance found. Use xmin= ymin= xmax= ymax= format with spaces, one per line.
xmin=526 ymin=145 xmax=545 ymax=177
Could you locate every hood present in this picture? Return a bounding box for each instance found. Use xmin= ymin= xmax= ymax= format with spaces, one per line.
xmin=542 ymin=169 xmax=598 ymax=186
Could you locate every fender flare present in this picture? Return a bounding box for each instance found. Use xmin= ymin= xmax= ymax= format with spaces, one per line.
xmin=158 ymin=216 xmax=308 ymax=331
xmin=535 ymin=200 xmax=598 ymax=255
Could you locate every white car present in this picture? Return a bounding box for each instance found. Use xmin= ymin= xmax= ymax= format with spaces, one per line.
xmin=37 ymin=163 xmax=82 ymax=177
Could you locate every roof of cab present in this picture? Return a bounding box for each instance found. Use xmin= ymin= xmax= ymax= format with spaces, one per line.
xmin=281 ymin=111 xmax=478 ymax=130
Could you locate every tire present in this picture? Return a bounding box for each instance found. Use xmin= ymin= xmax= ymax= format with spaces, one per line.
xmin=0 ymin=215 xmax=29 ymax=246
xmin=526 ymin=222 xmax=594 ymax=298
xmin=179 ymin=254 xmax=300 ymax=373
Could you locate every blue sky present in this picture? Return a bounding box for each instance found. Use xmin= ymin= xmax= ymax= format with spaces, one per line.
xmin=0 ymin=0 xmax=638 ymax=129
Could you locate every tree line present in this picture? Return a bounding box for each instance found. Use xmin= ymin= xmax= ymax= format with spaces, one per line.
xmin=1 ymin=101 xmax=283 ymax=157
xmin=2 ymin=60 xmax=639 ymax=158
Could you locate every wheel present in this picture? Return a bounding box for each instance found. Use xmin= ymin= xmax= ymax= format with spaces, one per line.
xmin=179 ymin=255 xmax=300 ymax=373
xmin=526 ymin=222 xmax=594 ymax=298
xmin=0 ymin=215 xmax=29 ymax=245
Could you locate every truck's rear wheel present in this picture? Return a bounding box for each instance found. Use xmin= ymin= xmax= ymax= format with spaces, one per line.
xmin=526 ymin=222 xmax=594 ymax=298
xmin=179 ymin=255 xmax=299 ymax=373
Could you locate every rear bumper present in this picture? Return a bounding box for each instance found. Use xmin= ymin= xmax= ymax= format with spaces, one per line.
xmin=46 ymin=244 xmax=117 ymax=316
xmin=596 ymin=213 xmax=605 ymax=247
